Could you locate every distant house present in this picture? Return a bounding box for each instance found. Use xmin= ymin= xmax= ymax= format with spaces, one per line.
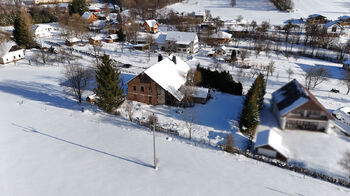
xmin=271 ymin=79 xmax=334 ymax=132
xmin=254 ymin=129 xmax=289 ymax=162
xmin=189 ymin=11 xmax=208 ymax=23
xmin=338 ymin=16 xmax=350 ymax=27
xmin=156 ymin=31 xmax=199 ymax=54
xmin=343 ymin=59 xmax=350 ymax=71
xmin=82 ymin=12 xmax=98 ymax=23
xmin=209 ymin=31 xmax=232 ymax=44
xmin=89 ymin=35 xmax=102 ymax=45
xmin=88 ymin=5 xmax=100 ymax=13
xmin=65 ymin=37 xmax=80 ymax=46
xmin=89 ymin=20 xmax=106 ymax=31
xmin=143 ymin=20 xmax=159 ymax=33
xmin=324 ymin=21 xmax=342 ymax=36
xmin=0 ymin=41 xmax=25 ymax=64
xmin=283 ymin=18 xmax=306 ymax=30
xmin=104 ymin=34 xmax=118 ymax=43
xmin=34 ymin=24 xmax=53 ymax=38
xmin=306 ymin=14 xmax=329 ymax=25
xmin=127 ymin=55 xmax=190 ymax=105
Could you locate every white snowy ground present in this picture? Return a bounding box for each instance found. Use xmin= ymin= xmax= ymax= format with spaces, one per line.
xmin=167 ymin=0 xmax=350 ymax=24
xmin=0 ymin=64 xmax=349 ymax=195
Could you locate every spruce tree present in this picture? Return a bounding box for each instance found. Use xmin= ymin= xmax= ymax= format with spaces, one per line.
xmin=13 ymin=9 xmax=36 ymax=49
xmin=94 ymin=54 xmax=124 ymax=113
xmin=239 ymin=89 xmax=260 ymax=138
xmin=69 ymin=0 xmax=88 ymax=16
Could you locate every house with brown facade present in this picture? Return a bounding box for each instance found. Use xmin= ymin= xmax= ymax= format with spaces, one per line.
xmin=271 ymin=79 xmax=334 ymax=132
xmin=306 ymin=14 xmax=329 ymax=25
xmin=127 ymin=56 xmax=193 ymax=105
xmin=338 ymin=16 xmax=350 ymax=27
xmin=209 ymin=31 xmax=232 ymax=44
xmin=143 ymin=20 xmax=159 ymax=34
xmin=82 ymin=12 xmax=98 ymax=23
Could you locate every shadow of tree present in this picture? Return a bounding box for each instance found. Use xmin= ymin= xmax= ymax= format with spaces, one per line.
xmin=12 ymin=123 xmax=154 ymax=169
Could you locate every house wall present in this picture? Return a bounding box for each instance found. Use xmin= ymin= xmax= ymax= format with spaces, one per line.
xmin=0 ymin=50 xmax=25 ymax=64
xmin=127 ymin=74 xmax=165 ymax=105
xmin=283 ymin=100 xmax=331 ymax=132
xmin=256 ymin=146 xmax=287 ymax=162
xmin=326 ymin=24 xmax=341 ymax=35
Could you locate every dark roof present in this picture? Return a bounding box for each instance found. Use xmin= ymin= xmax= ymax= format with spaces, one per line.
xmin=272 ymin=79 xmax=334 ymax=119
xmin=272 ymin=79 xmax=309 ymax=113
xmin=9 ymin=45 xmax=22 ymax=52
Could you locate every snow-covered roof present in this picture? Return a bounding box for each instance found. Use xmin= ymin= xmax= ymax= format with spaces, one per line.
xmin=324 ymin=21 xmax=340 ymax=28
xmin=90 ymin=35 xmax=102 ymax=41
xmin=210 ymin=31 xmax=232 ymax=39
xmin=66 ymin=37 xmax=80 ymax=43
xmin=284 ymin=18 xmax=305 ymax=25
xmin=89 ymin=5 xmax=100 ymax=11
xmin=308 ymin=14 xmax=325 ymax=19
xmin=192 ymin=86 xmax=209 ymax=99
xmin=165 ymin=31 xmax=197 ymax=45
xmin=255 ymin=129 xmax=289 ymax=158
xmin=272 ymin=79 xmax=310 ymax=116
xmin=145 ymin=19 xmax=158 ymax=28
xmin=155 ymin=33 xmax=167 ymax=44
xmin=143 ymin=55 xmax=190 ymax=101
xmin=338 ymin=16 xmax=350 ymax=21
xmin=0 ymin=41 xmax=22 ymax=58
xmin=107 ymin=34 xmax=118 ymax=40
xmin=82 ymin=12 xmax=95 ymax=20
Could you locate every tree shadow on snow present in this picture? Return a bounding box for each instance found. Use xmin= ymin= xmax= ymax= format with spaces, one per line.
xmin=12 ymin=123 xmax=154 ymax=169
xmin=0 ymin=80 xmax=82 ymax=111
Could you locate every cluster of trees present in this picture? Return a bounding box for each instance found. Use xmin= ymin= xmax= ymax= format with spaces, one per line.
xmin=196 ymin=65 xmax=243 ymax=95
xmin=239 ymin=74 xmax=266 ymax=139
xmin=29 ymin=6 xmax=58 ymax=24
xmin=13 ymin=8 xmax=37 ymax=48
xmin=0 ymin=5 xmax=17 ymax=26
xmin=63 ymin=54 xmax=124 ymax=114
xmin=270 ymin=0 xmax=293 ymax=11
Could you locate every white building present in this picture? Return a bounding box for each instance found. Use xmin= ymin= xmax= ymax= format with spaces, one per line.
xmin=156 ymin=31 xmax=199 ymax=54
xmin=0 ymin=41 xmax=25 ymax=64
xmin=324 ymin=21 xmax=342 ymax=35
xmin=34 ymin=24 xmax=53 ymax=38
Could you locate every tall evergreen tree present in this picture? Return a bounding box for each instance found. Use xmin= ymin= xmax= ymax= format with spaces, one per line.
xmin=69 ymin=0 xmax=88 ymax=16
xmin=239 ymin=88 xmax=260 ymax=138
xmin=94 ymin=54 xmax=124 ymax=113
xmin=13 ymin=9 xmax=36 ymax=49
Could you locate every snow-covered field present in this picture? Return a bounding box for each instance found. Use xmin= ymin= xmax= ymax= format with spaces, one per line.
xmin=167 ymin=0 xmax=350 ymax=24
xmin=0 ymin=64 xmax=349 ymax=195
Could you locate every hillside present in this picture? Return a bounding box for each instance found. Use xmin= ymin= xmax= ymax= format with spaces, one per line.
xmin=167 ymin=0 xmax=350 ymax=24
xmin=0 ymin=65 xmax=349 ymax=195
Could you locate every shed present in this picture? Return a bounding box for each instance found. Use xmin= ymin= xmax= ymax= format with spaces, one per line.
xmin=254 ymin=129 xmax=289 ymax=162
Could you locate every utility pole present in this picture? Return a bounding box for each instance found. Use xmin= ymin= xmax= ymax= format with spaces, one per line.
xmin=152 ymin=113 xmax=157 ymax=170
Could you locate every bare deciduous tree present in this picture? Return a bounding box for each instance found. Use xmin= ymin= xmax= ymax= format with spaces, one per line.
xmin=338 ymin=149 xmax=350 ymax=179
xmin=304 ymin=67 xmax=331 ymax=90
xmin=63 ymin=62 xmax=91 ymax=103
xmin=90 ymin=43 xmax=103 ymax=65
xmin=224 ymin=134 xmax=235 ymax=153
xmin=183 ymin=108 xmax=196 ymax=140
xmin=125 ymin=100 xmax=134 ymax=121
xmin=240 ymin=49 xmax=249 ymax=62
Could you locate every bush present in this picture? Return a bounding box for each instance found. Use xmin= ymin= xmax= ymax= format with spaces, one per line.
xmin=270 ymin=0 xmax=293 ymax=11
xmin=196 ymin=65 xmax=242 ymax=95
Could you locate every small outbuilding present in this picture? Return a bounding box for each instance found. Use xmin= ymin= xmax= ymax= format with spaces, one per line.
xmin=89 ymin=36 xmax=102 ymax=45
xmin=254 ymin=129 xmax=289 ymax=162
xmin=104 ymin=34 xmax=118 ymax=43
xmin=65 ymin=37 xmax=80 ymax=46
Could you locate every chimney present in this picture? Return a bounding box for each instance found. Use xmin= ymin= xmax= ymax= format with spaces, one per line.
xmin=172 ymin=55 xmax=177 ymax=64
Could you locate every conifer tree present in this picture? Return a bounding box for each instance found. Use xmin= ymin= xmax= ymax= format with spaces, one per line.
xmin=13 ymin=9 xmax=36 ymax=49
xmin=69 ymin=0 xmax=88 ymax=16
xmin=239 ymin=88 xmax=260 ymax=137
xmin=94 ymin=54 xmax=124 ymax=113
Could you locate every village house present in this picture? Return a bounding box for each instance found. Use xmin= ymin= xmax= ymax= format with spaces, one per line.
xmin=34 ymin=24 xmax=53 ymax=38
xmin=65 ymin=37 xmax=80 ymax=46
xmin=209 ymin=31 xmax=232 ymax=44
xmin=271 ymin=79 xmax=334 ymax=132
xmin=156 ymin=31 xmax=199 ymax=54
xmin=306 ymin=14 xmax=329 ymax=25
xmin=143 ymin=20 xmax=159 ymax=34
xmin=254 ymin=129 xmax=289 ymax=162
xmin=104 ymin=34 xmax=118 ymax=43
xmin=82 ymin=12 xmax=98 ymax=23
xmin=89 ymin=35 xmax=102 ymax=45
xmin=127 ymin=55 xmax=209 ymax=105
xmin=338 ymin=16 xmax=350 ymax=27
xmin=89 ymin=20 xmax=106 ymax=32
xmin=0 ymin=41 xmax=25 ymax=64
xmin=324 ymin=21 xmax=342 ymax=36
